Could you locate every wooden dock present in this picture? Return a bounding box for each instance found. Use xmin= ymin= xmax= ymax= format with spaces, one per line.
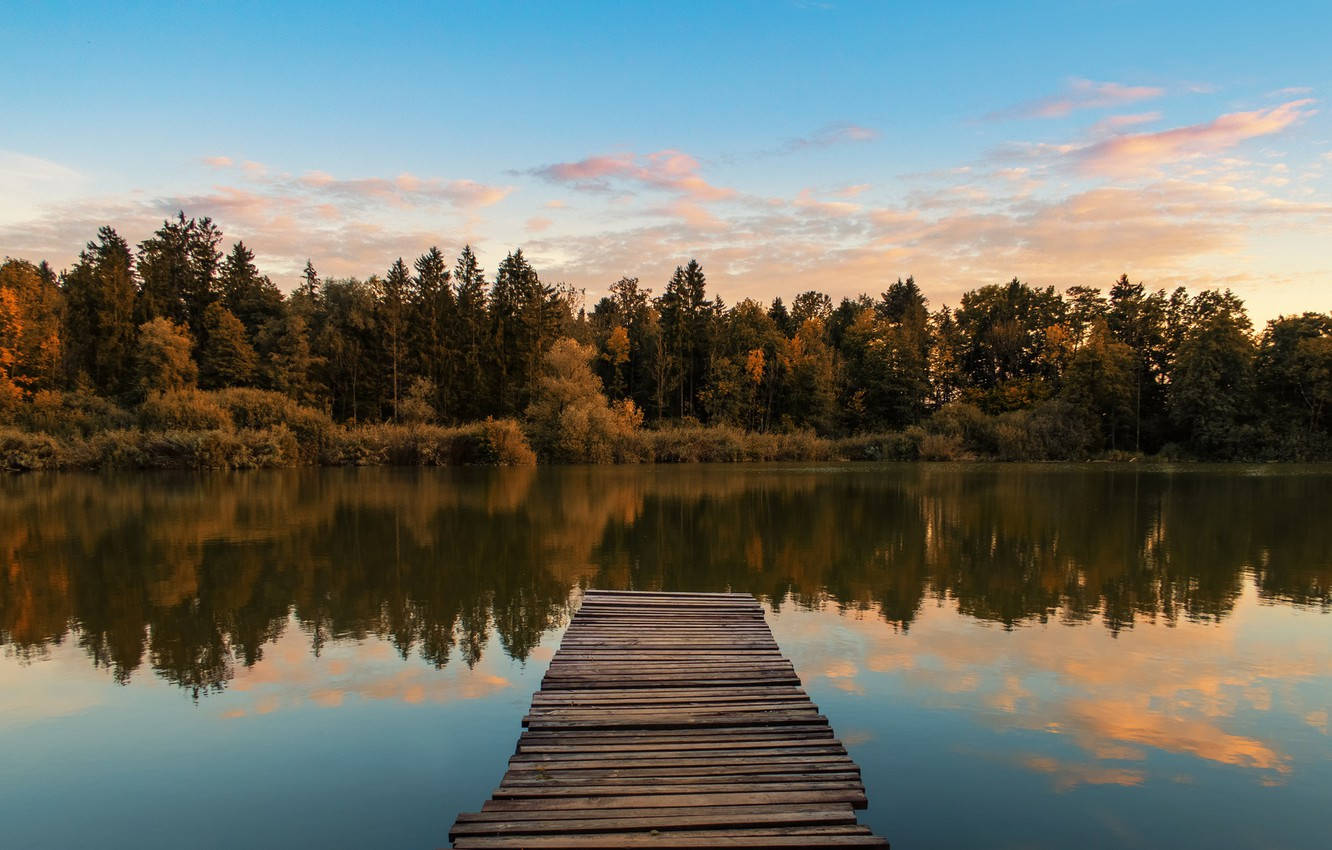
xmin=449 ymin=589 xmax=887 ymax=848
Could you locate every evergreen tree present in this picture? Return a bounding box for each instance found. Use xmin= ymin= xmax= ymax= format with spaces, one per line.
xmin=63 ymin=227 xmax=138 ymax=395
xmin=255 ymin=308 xmax=319 ymax=403
xmin=453 ymin=246 xmax=489 ymax=421
xmin=199 ymin=303 xmax=257 ymax=388
xmin=219 ymin=241 xmax=282 ymax=341
xmin=656 ymin=259 xmax=712 ymax=418
xmin=1106 ymin=274 xmax=1168 ymax=451
xmin=379 ymin=258 xmax=411 ymax=418
xmin=1169 ymin=290 xmax=1255 ymax=457
xmin=136 ymin=213 xmax=222 ymax=334
xmin=409 ymin=247 xmax=454 ymax=416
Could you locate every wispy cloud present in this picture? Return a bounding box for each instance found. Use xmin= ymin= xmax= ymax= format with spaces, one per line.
xmin=1085 ymin=112 xmax=1162 ymax=138
xmin=530 ymin=149 xmax=735 ymax=202
xmin=1076 ymin=99 xmax=1317 ymax=176
xmin=291 ymin=171 xmax=513 ymax=208
xmin=987 ymin=78 xmax=1165 ymax=121
xmin=779 ymin=122 xmax=880 ymax=152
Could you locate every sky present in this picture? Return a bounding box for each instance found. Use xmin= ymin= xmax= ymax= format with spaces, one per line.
xmin=1 ymin=0 xmax=1329 ymax=322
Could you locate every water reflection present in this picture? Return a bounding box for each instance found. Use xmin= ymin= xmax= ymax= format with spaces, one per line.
xmin=1 ymin=465 xmax=1330 ymax=697
xmin=2 ymin=464 xmax=1331 ymax=849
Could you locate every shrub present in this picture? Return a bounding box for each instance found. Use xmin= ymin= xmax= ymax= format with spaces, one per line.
xmin=139 ymin=390 xmax=233 ymax=432
xmin=994 ymin=401 xmax=1098 ymax=461
xmin=19 ymin=390 xmax=134 ymax=437
xmin=0 ymin=428 xmax=66 ymax=471
xmin=211 ymin=387 xmax=333 ymax=462
xmin=836 ymin=429 xmax=922 ymax=461
xmin=480 ymin=418 xmax=538 ymax=466
xmin=927 ymin=402 xmax=998 ymax=455
xmin=398 ymin=377 xmax=437 ymax=424
xmin=918 ymin=432 xmax=968 ymax=461
xmin=116 ymin=427 xmax=299 ymax=470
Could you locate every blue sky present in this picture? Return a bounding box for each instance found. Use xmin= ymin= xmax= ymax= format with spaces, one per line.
xmin=2 ymin=0 xmax=1329 ymax=320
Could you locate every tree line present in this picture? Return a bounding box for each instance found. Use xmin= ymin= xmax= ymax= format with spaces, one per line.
xmin=2 ymin=211 xmax=1330 ymax=460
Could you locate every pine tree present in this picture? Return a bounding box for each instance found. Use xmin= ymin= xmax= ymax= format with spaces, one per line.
xmin=410 ymin=247 xmax=454 ymax=416
xmin=63 ymin=227 xmax=138 ymax=395
xmin=256 ymin=309 xmax=319 ymax=403
xmin=199 ymin=303 xmax=257 ymax=388
xmin=136 ymin=213 xmax=222 ymax=334
xmin=453 ymin=246 xmax=489 ymax=420
xmin=379 ymin=258 xmax=411 ymax=419
xmin=219 ymin=241 xmax=282 ymax=341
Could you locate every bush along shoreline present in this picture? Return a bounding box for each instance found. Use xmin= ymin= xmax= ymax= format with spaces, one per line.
xmin=0 ymin=344 xmax=1202 ymax=472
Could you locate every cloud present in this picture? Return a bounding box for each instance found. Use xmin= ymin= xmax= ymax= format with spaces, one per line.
xmin=834 ymin=183 xmax=871 ymax=198
xmin=289 ymin=171 xmax=512 ymax=208
xmin=1020 ymin=755 xmax=1145 ymax=792
xmin=987 ymin=78 xmax=1165 ymax=121
xmin=525 ymin=216 xmax=552 ymax=232
xmin=1085 ymin=112 xmax=1162 ymax=137
xmin=531 ymin=149 xmax=734 ymax=202
xmin=201 ymin=157 xmax=513 ymax=210
xmin=1076 ymin=99 xmax=1317 ymax=176
xmin=778 ymin=123 xmax=880 ymax=152
xmin=0 ymin=152 xmax=87 ymax=223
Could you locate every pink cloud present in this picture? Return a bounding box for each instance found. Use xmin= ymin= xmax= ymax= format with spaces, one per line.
xmin=291 ymin=171 xmax=512 ymax=208
xmin=525 ymin=216 xmax=552 ymax=232
xmin=1077 ymin=99 xmax=1317 ymax=176
xmin=834 ymin=183 xmax=871 ymax=198
xmin=532 ymin=149 xmax=734 ymax=202
xmin=202 ymin=155 xmax=233 ymax=168
xmin=1086 ymin=111 xmax=1162 ymax=137
xmin=989 ymin=78 xmax=1165 ymax=121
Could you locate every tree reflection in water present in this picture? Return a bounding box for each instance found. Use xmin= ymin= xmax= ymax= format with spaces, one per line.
xmin=1 ymin=464 xmax=1328 ymax=696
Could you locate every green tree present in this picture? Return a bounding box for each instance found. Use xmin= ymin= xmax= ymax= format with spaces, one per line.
xmin=1106 ymin=274 xmax=1168 ymax=451
xmin=379 ymin=258 xmax=411 ymax=419
xmin=63 ymin=226 xmax=138 ymax=394
xmin=255 ymin=308 xmax=319 ymax=404
xmin=218 ymin=241 xmax=282 ymax=341
xmin=954 ymin=278 xmax=1066 ymax=411
xmin=198 ymin=303 xmax=257 ymax=388
xmin=781 ymin=318 xmax=837 ymax=432
xmin=453 ymin=246 xmax=489 ymax=421
xmin=135 ymin=317 xmax=197 ymax=397
xmin=1256 ymin=313 xmax=1332 ymax=455
xmin=1061 ymin=320 xmax=1135 ymax=450
xmin=1169 ymin=290 xmax=1255 ymax=458
xmin=656 ymin=259 xmax=713 ymax=419
xmin=409 ymin=247 xmax=455 ymax=415
xmin=135 ymin=213 xmax=222 ymax=333
xmin=316 ymin=278 xmax=379 ymax=421
xmin=491 ymin=250 xmax=562 ymax=415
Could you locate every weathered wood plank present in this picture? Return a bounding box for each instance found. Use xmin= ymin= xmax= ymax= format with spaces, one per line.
xmin=448 ymin=590 xmax=886 ymax=847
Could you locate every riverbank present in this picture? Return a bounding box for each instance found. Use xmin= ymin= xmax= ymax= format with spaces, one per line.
xmin=0 ymin=386 xmax=1180 ymax=471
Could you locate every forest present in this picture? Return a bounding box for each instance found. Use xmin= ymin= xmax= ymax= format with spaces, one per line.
xmin=2 ymin=212 xmax=1330 ymax=468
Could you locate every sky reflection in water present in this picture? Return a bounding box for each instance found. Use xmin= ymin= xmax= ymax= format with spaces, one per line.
xmin=1 ymin=464 xmax=1328 ymax=849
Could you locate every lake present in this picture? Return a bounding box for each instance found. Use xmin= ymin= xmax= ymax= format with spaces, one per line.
xmin=1 ymin=464 xmax=1329 ymax=849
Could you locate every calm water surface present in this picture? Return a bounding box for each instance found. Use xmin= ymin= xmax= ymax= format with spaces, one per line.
xmin=1 ymin=464 xmax=1329 ymax=849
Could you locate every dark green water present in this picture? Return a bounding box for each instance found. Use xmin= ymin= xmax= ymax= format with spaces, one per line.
xmin=1 ymin=464 xmax=1329 ymax=849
